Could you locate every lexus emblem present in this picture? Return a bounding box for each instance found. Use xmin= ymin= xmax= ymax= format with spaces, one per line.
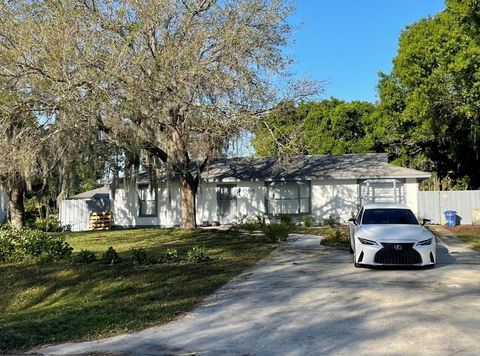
xmin=394 ymin=244 xmax=403 ymax=251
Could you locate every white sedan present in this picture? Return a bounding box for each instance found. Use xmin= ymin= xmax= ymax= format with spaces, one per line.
xmin=349 ymin=203 xmax=436 ymax=267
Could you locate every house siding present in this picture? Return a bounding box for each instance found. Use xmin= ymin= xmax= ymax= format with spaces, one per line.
xmin=311 ymin=179 xmax=359 ymax=222
xmin=405 ymin=178 xmax=419 ymax=215
xmin=65 ymin=177 xmax=422 ymax=230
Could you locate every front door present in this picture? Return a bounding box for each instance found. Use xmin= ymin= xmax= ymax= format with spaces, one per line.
xmin=217 ymin=184 xmax=237 ymax=224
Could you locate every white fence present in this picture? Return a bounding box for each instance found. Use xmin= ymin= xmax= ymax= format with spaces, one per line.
xmin=418 ymin=190 xmax=480 ymax=224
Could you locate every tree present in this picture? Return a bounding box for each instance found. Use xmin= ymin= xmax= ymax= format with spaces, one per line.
xmin=0 ymin=0 xmax=114 ymax=228
xmin=377 ymin=0 xmax=480 ymax=187
xmin=1 ymin=0 xmax=315 ymax=229
xmin=253 ymin=98 xmax=382 ymax=156
xmin=78 ymin=0 xmax=313 ymax=228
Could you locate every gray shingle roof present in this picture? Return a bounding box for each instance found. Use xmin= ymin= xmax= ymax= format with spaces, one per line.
xmin=68 ymin=187 xmax=110 ymax=200
xmin=201 ymin=153 xmax=430 ymax=181
xmin=117 ymin=153 xmax=431 ymax=186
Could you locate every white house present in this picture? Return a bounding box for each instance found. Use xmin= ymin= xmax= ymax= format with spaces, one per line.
xmin=60 ymin=153 xmax=431 ymax=231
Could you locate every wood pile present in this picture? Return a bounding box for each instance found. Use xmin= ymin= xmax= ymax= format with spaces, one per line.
xmin=89 ymin=212 xmax=113 ymax=231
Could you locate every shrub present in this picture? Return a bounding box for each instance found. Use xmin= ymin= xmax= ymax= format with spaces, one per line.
xmin=20 ymin=229 xmax=72 ymax=259
xmin=235 ymin=215 xmax=264 ymax=233
xmin=129 ymin=248 xmax=148 ymax=265
xmin=33 ymin=216 xmax=62 ymax=232
xmin=280 ymin=215 xmax=293 ymax=225
xmin=236 ymin=222 xmax=264 ymax=233
xmin=73 ymin=250 xmax=97 ymax=264
xmin=186 ymin=246 xmax=210 ymax=263
xmin=0 ymin=227 xmax=72 ymax=262
xmin=101 ymin=246 xmax=121 ymax=265
xmin=300 ymin=215 xmax=317 ymax=227
xmin=322 ymin=227 xmax=349 ymax=247
xmin=323 ymin=215 xmax=339 ymax=227
xmin=0 ymin=236 xmax=15 ymax=262
xmin=262 ymin=223 xmax=292 ymax=243
xmin=163 ymin=248 xmax=178 ymax=262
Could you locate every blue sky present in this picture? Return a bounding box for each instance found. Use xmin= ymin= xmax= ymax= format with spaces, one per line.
xmin=287 ymin=0 xmax=446 ymax=102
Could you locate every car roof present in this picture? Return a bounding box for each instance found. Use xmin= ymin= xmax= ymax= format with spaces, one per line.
xmin=363 ymin=202 xmax=411 ymax=210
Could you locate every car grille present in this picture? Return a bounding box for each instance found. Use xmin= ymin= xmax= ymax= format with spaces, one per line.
xmin=374 ymin=243 xmax=422 ymax=265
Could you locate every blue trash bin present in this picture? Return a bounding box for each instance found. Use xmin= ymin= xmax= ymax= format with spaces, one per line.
xmin=444 ymin=210 xmax=457 ymax=227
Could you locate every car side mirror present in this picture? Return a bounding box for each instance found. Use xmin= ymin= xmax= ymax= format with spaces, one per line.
xmin=348 ymin=218 xmax=357 ymax=225
xmin=422 ymin=218 xmax=431 ymax=226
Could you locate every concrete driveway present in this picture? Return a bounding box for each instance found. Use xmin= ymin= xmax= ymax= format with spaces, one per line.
xmin=36 ymin=228 xmax=480 ymax=356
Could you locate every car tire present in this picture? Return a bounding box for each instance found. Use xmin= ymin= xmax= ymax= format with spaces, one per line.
xmin=353 ymin=251 xmax=361 ymax=268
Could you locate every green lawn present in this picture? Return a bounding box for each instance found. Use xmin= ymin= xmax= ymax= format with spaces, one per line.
xmin=0 ymin=228 xmax=274 ymax=352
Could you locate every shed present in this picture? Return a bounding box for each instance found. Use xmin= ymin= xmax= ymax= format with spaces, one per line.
xmin=59 ymin=187 xmax=111 ymax=232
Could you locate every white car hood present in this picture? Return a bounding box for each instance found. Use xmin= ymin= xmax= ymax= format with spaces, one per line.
xmin=356 ymin=224 xmax=433 ymax=242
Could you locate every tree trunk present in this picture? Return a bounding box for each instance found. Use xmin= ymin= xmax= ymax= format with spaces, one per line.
xmin=9 ymin=178 xmax=25 ymax=230
xmin=180 ymin=173 xmax=197 ymax=229
xmin=56 ymin=163 xmax=71 ymax=209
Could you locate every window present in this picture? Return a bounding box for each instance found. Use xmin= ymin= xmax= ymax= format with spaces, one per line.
xmin=266 ymin=181 xmax=311 ymax=215
xmin=138 ymin=185 xmax=158 ymax=217
xmin=362 ymin=208 xmax=419 ymax=225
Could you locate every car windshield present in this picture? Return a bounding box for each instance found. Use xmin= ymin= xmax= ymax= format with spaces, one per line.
xmin=362 ymin=208 xmax=419 ymax=225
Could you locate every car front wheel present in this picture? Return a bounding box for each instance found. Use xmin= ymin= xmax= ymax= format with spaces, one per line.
xmin=353 ymin=250 xmax=361 ymax=268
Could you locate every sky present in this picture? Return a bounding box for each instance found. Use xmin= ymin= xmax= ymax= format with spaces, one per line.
xmin=287 ymin=0 xmax=446 ymax=103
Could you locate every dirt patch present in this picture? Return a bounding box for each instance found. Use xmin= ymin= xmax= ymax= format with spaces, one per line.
xmin=445 ymin=225 xmax=480 ymax=252
xmin=446 ymin=225 xmax=480 ymax=236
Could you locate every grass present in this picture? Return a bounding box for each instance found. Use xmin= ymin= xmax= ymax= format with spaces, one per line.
xmin=445 ymin=225 xmax=480 ymax=252
xmin=293 ymin=226 xmax=350 ymax=247
xmin=0 ymin=228 xmax=274 ymax=352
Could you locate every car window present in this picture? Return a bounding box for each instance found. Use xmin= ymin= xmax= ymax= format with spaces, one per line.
xmin=361 ymin=208 xmax=419 ymax=225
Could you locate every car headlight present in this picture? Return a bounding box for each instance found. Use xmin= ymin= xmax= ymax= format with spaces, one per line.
xmin=358 ymin=237 xmax=377 ymax=245
xmin=418 ymin=238 xmax=433 ymax=246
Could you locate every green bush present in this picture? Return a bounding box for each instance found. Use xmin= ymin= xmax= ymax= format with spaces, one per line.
xmin=186 ymin=246 xmax=210 ymax=263
xmin=235 ymin=215 xmax=265 ymax=233
xmin=322 ymin=227 xmax=350 ymax=247
xmin=0 ymin=235 xmax=15 ymax=262
xmin=163 ymin=248 xmax=178 ymax=262
xmin=323 ymin=215 xmax=339 ymax=227
xmin=0 ymin=227 xmax=72 ymax=262
xmin=300 ymin=215 xmax=317 ymax=227
xmin=280 ymin=215 xmax=293 ymax=225
xmin=262 ymin=223 xmax=292 ymax=243
xmin=236 ymin=222 xmax=264 ymax=233
xmin=129 ymin=248 xmax=148 ymax=265
xmin=33 ymin=216 xmax=62 ymax=232
xmin=73 ymin=250 xmax=97 ymax=264
xmin=101 ymin=246 xmax=121 ymax=265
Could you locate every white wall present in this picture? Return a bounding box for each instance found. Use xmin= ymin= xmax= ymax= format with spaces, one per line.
xmin=112 ymin=182 xmax=182 ymax=228
xmin=59 ymin=199 xmax=91 ymax=232
xmin=75 ymin=178 xmax=422 ymax=229
xmin=405 ymin=178 xmax=419 ymax=215
xmin=196 ymin=181 xmax=266 ymax=225
xmin=311 ymin=179 xmax=359 ymax=223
